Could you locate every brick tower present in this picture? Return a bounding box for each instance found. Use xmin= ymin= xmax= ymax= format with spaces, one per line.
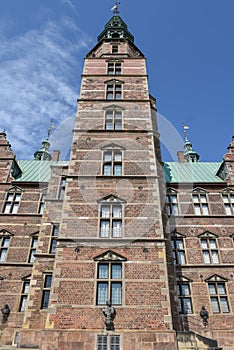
xmin=19 ymin=9 xmax=177 ymax=350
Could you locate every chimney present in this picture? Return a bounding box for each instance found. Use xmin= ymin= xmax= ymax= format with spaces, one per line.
xmin=52 ymin=150 xmax=60 ymax=161
xmin=177 ymin=151 xmax=185 ymax=163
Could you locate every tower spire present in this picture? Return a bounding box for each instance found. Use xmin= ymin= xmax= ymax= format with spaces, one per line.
xmin=182 ymin=123 xmax=200 ymax=162
xmin=34 ymin=121 xmax=55 ymax=161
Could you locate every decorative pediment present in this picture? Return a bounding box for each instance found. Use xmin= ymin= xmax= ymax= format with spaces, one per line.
xmin=103 ymin=104 xmax=125 ymax=111
xmin=29 ymin=231 xmax=39 ymax=237
xmin=192 ymin=187 xmax=207 ymax=193
xmin=97 ymin=194 xmax=126 ymax=204
xmin=21 ymin=274 xmax=31 ymax=281
xmin=94 ymin=250 xmax=127 ymax=262
xmin=171 ymin=231 xmax=186 ymax=239
xmin=205 ymin=274 xmax=228 ymax=283
xmin=6 ymin=185 xmax=24 ymax=193
xmin=198 ymin=231 xmax=218 ymax=239
xmin=176 ymin=274 xmax=193 ymax=283
xmin=167 ymin=188 xmax=178 ymax=194
xmin=104 ymin=78 xmax=124 ymax=84
xmin=221 ymin=187 xmax=234 ymax=194
xmin=0 ymin=229 xmax=14 ymax=237
xmin=101 ymin=143 xmax=125 ymax=151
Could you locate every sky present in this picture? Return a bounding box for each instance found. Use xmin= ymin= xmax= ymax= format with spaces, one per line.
xmin=0 ymin=0 xmax=234 ymax=162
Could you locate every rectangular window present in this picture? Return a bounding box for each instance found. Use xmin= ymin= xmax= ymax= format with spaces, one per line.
xmin=171 ymin=238 xmax=186 ymax=265
xmin=49 ymin=225 xmax=59 ymax=254
xmin=103 ymin=150 xmax=122 ymax=176
xmin=41 ymin=274 xmax=52 ymax=309
xmin=28 ymin=237 xmax=38 ymax=263
xmin=97 ymin=335 xmax=120 ymax=350
xmin=201 ymin=238 xmax=219 ymax=264
xmin=222 ymin=194 xmax=234 ymax=215
xmin=177 ymin=283 xmax=193 ymax=314
xmin=106 ymin=84 xmax=122 ymax=100
xmin=3 ymin=192 xmax=21 ymax=214
xmin=107 ymin=62 xmax=122 ymax=75
xmin=0 ymin=236 xmax=10 ymax=262
xmin=19 ymin=280 xmax=30 ymax=311
xmin=166 ymin=194 xmax=179 ymax=216
xmin=100 ymin=204 xmax=122 ymax=238
xmin=112 ymin=45 xmax=118 ymax=54
xmin=38 ymin=193 xmax=46 ymax=214
xmin=105 ymin=110 xmax=122 ymax=130
xmin=97 ymin=263 xmax=122 ymax=305
xmin=59 ymin=177 xmax=66 ymax=199
xmin=192 ymin=194 xmax=209 ymax=215
xmin=208 ymin=282 xmax=229 ymax=313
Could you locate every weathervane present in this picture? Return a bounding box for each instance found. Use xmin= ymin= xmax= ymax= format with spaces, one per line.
xmin=111 ymin=2 xmax=120 ymax=15
xmin=48 ymin=119 xmax=55 ymax=138
xmin=183 ymin=123 xmax=189 ymax=142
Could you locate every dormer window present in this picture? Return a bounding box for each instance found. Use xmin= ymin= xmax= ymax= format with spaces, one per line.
xmin=3 ymin=192 xmax=22 ymax=214
xmin=112 ymin=45 xmax=118 ymax=54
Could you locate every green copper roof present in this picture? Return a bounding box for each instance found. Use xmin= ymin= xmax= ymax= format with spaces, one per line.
xmin=15 ymin=160 xmax=68 ymax=183
xmin=164 ymin=162 xmax=224 ymax=183
xmin=98 ymin=15 xmax=134 ymax=43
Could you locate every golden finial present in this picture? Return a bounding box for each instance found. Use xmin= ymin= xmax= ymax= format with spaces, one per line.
xmin=48 ymin=120 xmax=55 ymax=138
xmin=182 ymin=123 xmax=189 ymax=142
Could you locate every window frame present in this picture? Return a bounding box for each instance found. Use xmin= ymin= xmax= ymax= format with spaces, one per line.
xmin=49 ymin=224 xmax=59 ymax=254
xmin=58 ymin=177 xmax=66 ymax=199
xmin=41 ymin=274 xmax=52 ymax=309
xmin=96 ymin=262 xmax=122 ymax=306
xmin=19 ymin=279 xmax=30 ymax=312
xmin=208 ymin=281 xmax=230 ymax=314
xmin=222 ymin=193 xmax=234 ymax=215
xmin=28 ymin=236 xmax=38 ymax=263
xmin=112 ymin=45 xmax=119 ymax=54
xmin=166 ymin=192 xmax=179 ymax=216
xmin=97 ymin=335 xmax=120 ymax=350
xmin=107 ymin=62 xmax=122 ymax=75
xmin=103 ymin=150 xmax=122 ymax=176
xmin=0 ymin=235 xmax=11 ymax=262
xmin=38 ymin=193 xmax=46 ymax=214
xmin=200 ymin=236 xmax=219 ymax=264
xmin=171 ymin=235 xmax=186 ymax=265
xmin=99 ymin=203 xmax=123 ymax=238
xmin=177 ymin=282 xmax=193 ymax=314
xmin=106 ymin=82 xmax=122 ymax=100
xmin=105 ymin=109 xmax=122 ymax=130
xmin=192 ymin=193 xmax=209 ymax=215
xmin=3 ymin=192 xmax=22 ymax=214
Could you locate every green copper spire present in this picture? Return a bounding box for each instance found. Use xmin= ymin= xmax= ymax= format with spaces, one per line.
xmin=34 ymin=122 xmax=55 ymax=161
xmin=183 ymin=124 xmax=200 ymax=162
xmin=98 ymin=15 xmax=134 ymax=43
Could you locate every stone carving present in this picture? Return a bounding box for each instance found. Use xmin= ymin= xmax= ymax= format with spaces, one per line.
xmin=102 ymin=300 xmax=116 ymax=331
xmin=200 ymin=305 xmax=209 ymax=326
xmin=1 ymin=304 xmax=10 ymax=323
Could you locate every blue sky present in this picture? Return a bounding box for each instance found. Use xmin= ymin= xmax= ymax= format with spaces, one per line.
xmin=0 ymin=0 xmax=234 ymax=161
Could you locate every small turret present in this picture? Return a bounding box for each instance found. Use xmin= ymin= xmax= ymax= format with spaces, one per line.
xmin=183 ymin=125 xmax=200 ymax=163
xmin=34 ymin=122 xmax=55 ymax=161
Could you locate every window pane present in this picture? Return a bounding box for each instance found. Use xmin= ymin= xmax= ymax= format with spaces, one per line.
xmin=100 ymin=221 xmax=110 ymax=237
xmin=45 ymin=275 xmax=52 ymax=288
xmin=211 ymin=250 xmax=219 ymax=264
xmin=211 ymin=297 xmax=220 ymax=313
xmin=20 ymin=296 xmax=27 ymax=311
xmin=12 ymin=203 xmax=19 ymax=214
xmin=220 ymin=297 xmax=229 ymax=313
xmin=0 ymin=249 xmax=7 ymax=262
xmin=203 ymin=251 xmax=210 ymax=264
xmin=225 ymin=204 xmax=232 ymax=215
xmin=32 ymin=238 xmax=38 ymax=248
xmin=112 ymin=221 xmax=122 ymax=237
xmin=192 ymin=195 xmax=199 ymax=203
xmin=200 ymin=195 xmax=207 ymax=203
xmin=29 ymin=249 xmax=36 ymax=263
xmin=111 ymin=282 xmax=122 ymax=304
xmin=102 ymin=206 xmax=110 ymax=218
xmin=209 ymin=239 xmax=216 ymax=249
xmin=178 ymin=251 xmax=186 ymax=265
xmin=104 ymin=152 xmax=112 ymax=162
xmin=194 ymin=204 xmax=201 ymax=215
xmin=217 ymin=283 xmax=225 ymax=295
xmin=97 ymin=335 xmax=108 ymax=350
xmin=114 ymin=152 xmax=122 ymax=161
xmin=97 ymin=282 xmax=108 ymax=304
xmin=42 ymin=290 xmax=50 ymax=309
xmin=98 ymin=264 xmax=108 ymax=279
xmin=201 ymin=239 xmax=208 ymax=249
xmin=172 ymin=204 xmax=178 ymax=215
xmin=114 ymin=164 xmax=122 ymax=176
xmin=183 ymin=298 xmax=192 ymax=314
xmin=176 ymin=239 xmax=184 ymax=249
xmin=50 ymin=239 xmax=57 ymax=253
xmin=6 ymin=194 xmax=14 ymax=201
xmin=181 ymin=284 xmax=190 ymax=296
xmin=115 ymin=122 xmax=122 ymax=130
xmin=106 ymin=122 xmax=113 ymax=130
xmin=202 ymin=204 xmax=209 ymax=215
xmin=222 ymin=195 xmax=229 ymax=203
xmin=170 ymin=195 xmax=177 ymax=203
xmin=23 ymin=282 xmax=30 ymax=293
xmin=2 ymin=237 xmax=10 ymax=247
xmin=113 ymin=206 xmax=122 ymax=218
xmin=112 ymin=265 xmax=122 ymax=279
xmin=103 ymin=165 xmax=111 ymax=176
xmin=110 ymin=335 xmax=120 ymax=350
xmin=4 ymin=203 xmax=11 ymax=213
xmin=230 ymin=195 xmax=234 ymax=203
xmin=208 ymin=283 xmax=216 ymax=295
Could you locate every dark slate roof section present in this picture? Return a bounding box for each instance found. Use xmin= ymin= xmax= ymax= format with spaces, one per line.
xmin=164 ymin=162 xmax=224 ymax=184
xmin=14 ymin=160 xmax=68 ymax=183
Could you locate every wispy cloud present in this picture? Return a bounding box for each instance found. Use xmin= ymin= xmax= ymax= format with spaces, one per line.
xmin=0 ymin=16 xmax=92 ymax=160
xmin=61 ymin=0 xmax=76 ymax=10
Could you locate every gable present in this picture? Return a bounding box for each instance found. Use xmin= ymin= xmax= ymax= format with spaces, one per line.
xmin=97 ymin=194 xmax=126 ymax=204
xmin=94 ymin=250 xmax=127 ymax=262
